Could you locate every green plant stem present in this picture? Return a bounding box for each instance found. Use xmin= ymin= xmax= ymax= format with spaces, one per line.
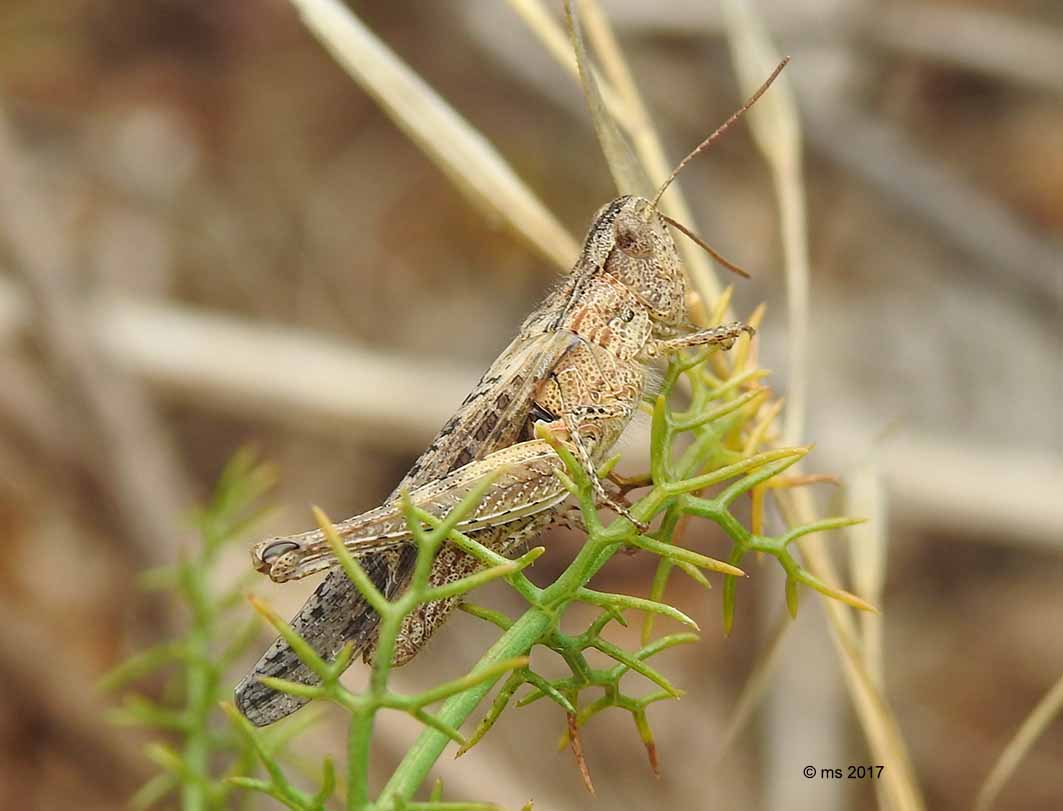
xmin=183 ymin=631 xmax=210 ymax=811
xmin=182 ymin=565 xmax=214 ymax=811
xmin=377 ymin=427 xmax=754 ymax=803
xmin=380 ymin=610 xmax=553 ymax=803
xmin=349 ymin=709 xmax=373 ymax=811
xmin=351 ymin=610 xmax=401 ymax=811
xmin=380 ymin=512 xmax=649 ymax=803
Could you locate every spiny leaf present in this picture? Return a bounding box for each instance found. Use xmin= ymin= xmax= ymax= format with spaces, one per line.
xmin=312 ymin=506 xmax=390 ymax=614
xmin=567 ymin=712 xmax=596 ymax=795
xmin=794 ymin=567 xmax=878 ymax=613
xmin=522 ymin=670 xmax=577 ymax=715
xmin=627 ymin=532 xmax=744 ymax=577
xmin=649 ymin=394 xmax=672 ymax=484
xmin=129 ymin=772 xmax=177 ymax=811
xmin=591 ymin=638 xmax=683 ymax=697
xmin=311 ymin=757 xmax=336 ymax=807
xmin=97 ymin=642 xmax=185 ymax=692
xmin=458 ymin=603 xmax=514 ymax=631
xmin=412 ymin=709 xmax=467 ymax=746
xmin=575 ymin=587 xmax=700 ymax=631
xmin=633 ymin=709 xmax=661 ymax=778
xmin=781 ymin=516 xmax=868 ymax=547
xmin=674 ymin=387 xmax=768 ymax=432
xmin=255 ymin=677 xmax=327 ymax=703
xmin=456 ymin=671 xmax=523 ymax=757
xmin=248 ymin=595 xmax=331 ymax=680
xmin=665 ymin=446 xmax=808 ymax=498
xmin=405 ymin=658 xmax=530 ymax=709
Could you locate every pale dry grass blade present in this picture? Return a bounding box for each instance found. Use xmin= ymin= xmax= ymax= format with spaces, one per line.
xmin=578 ymin=0 xmax=722 ymax=313
xmin=0 ymin=276 xmax=473 ymax=451
xmin=93 ymin=295 xmax=472 ymax=450
xmin=720 ymin=0 xmax=808 ymax=445
xmin=505 ymin=0 xmax=624 ymax=113
xmin=720 ymin=2 xmax=923 ymax=808
xmin=847 ymin=461 xmax=887 ymax=688
xmin=539 ymin=5 xmax=921 ymax=803
xmin=847 ymin=459 xmax=889 ymax=809
xmin=483 ymin=1 xmax=1063 ymax=303
xmin=288 ymin=0 xmax=579 ymax=271
xmin=821 ymin=425 xmax=1063 ymax=549
xmin=507 ymin=0 xmax=725 ymax=313
xmin=974 ymin=672 xmax=1063 ymax=811
xmin=563 ymin=0 xmax=652 ymax=198
xmin=826 ymin=610 xmax=925 ymax=811
xmin=772 ymin=481 xmax=924 ymax=811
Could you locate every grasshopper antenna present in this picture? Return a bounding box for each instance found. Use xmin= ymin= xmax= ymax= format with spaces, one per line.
xmin=651 ymin=56 xmax=790 ymax=209
xmin=660 ymin=214 xmax=750 ymax=278
xmin=651 ymin=56 xmax=790 ymax=278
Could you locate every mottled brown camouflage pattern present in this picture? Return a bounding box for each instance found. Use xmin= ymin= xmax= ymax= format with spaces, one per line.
xmin=235 ymin=196 xmax=748 ymax=725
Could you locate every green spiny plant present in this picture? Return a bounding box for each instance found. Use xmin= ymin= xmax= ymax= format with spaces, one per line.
xmin=101 ymin=449 xmax=322 ymax=811
xmin=224 ymin=308 xmax=867 ymax=809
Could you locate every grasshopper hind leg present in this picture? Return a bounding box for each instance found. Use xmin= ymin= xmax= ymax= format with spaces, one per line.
xmin=236 ymin=516 xmax=553 ymax=724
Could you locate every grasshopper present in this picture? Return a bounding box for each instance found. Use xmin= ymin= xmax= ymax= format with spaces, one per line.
xmin=235 ymin=63 xmax=786 ymax=727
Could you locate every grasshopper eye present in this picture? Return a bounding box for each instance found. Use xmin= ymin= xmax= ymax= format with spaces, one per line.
xmin=261 ymin=540 xmax=300 ymax=563
xmin=614 ymin=213 xmax=653 ymax=259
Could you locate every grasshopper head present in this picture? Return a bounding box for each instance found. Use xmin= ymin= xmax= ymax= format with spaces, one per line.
xmin=252 ymin=537 xmax=308 ymax=581
xmin=587 ymin=195 xmax=687 ymax=330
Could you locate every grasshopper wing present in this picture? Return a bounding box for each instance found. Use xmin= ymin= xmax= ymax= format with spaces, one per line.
xmin=395 ymin=329 xmax=576 ymax=489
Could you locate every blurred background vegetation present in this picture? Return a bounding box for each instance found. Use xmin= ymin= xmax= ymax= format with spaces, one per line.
xmin=0 ymin=1 xmax=1060 ymax=809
